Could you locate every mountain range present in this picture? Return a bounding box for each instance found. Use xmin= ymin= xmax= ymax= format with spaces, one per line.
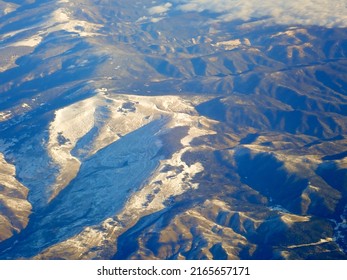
xmin=0 ymin=0 xmax=346 ymax=259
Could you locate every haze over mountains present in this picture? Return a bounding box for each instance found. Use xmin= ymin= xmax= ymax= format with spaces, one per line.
xmin=0 ymin=0 xmax=346 ymax=259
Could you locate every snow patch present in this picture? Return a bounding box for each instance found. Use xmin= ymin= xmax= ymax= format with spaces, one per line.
xmin=213 ymin=39 xmax=242 ymax=50
xmin=48 ymin=96 xmax=99 ymax=199
xmin=49 ymin=8 xmax=103 ymax=37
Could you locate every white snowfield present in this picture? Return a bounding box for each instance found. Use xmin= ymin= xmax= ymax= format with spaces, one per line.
xmin=48 ymin=92 xmax=216 ymax=199
xmin=50 ymin=8 xmax=103 ymax=37
xmin=34 ymin=92 xmax=217 ymax=259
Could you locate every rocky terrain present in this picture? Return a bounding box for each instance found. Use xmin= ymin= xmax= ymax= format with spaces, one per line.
xmin=0 ymin=0 xmax=346 ymax=259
